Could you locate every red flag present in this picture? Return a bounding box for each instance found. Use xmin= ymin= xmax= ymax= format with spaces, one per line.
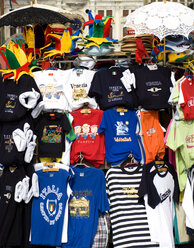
xmin=11 ymin=0 xmax=18 ymax=4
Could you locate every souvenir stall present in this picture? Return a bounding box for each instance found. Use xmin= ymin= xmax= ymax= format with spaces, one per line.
xmin=0 ymin=1 xmax=193 ymax=248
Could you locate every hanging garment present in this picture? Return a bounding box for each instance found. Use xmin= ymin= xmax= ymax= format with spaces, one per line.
xmin=106 ymin=165 xmax=159 ymax=248
xmin=138 ymin=161 xmax=180 ymax=248
xmin=62 ymin=166 xmax=109 ymax=248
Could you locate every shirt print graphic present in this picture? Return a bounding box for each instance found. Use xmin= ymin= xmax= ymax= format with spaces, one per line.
xmin=74 ymin=124 xmax=98 ymax=141
xmin=5 ymin=94 xmax=17 ymax=113
xmin=39 ymin=83 xmax=64 ymax=100
xmin=114 ymin=121 xmax=132 ymax=142
xmin=39 ymin=185 xmax=63 ymax=225
xmin=71 ymin=83 xmax=88 ymax=101
xmin=186 ymin=134 xmax=194 ymax=148
xmin=108 ymin=86 xmax=123 ymax=102
xmin=187 ymin=96 xmax=194 ymax=107
xmin=41 ymin=125 xmax=62 ymax=143
xmin=69 ymin=196 xmax=90 ymax=218
xmin=123 ymin=187 xmax=139 ymax=198
xmin=4 ymin=135 xmax=14 ymax=152
xmin=146 ymin=81 xmax=162 ymax=96
xmin=69 ymin=189 xmax=92 ymax=218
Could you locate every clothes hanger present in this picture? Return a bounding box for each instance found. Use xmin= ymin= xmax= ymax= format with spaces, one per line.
xmin=120 ymin=153 xmax=139 ymax=167
xmin=73 ymin=153 xmax=90 ymax=168
xmin=42 ymin=162 xmax=59 ymax=172
xmin=154 ymin=155 xmax=168 ymax=172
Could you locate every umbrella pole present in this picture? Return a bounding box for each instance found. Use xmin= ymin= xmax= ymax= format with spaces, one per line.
xmin=163 ymin=36 xmax=166 ymax=66
xmin=163 ymin=0 xmax=166 ymax=66
xmin=32 ymin=24 xmax=36 ymax=58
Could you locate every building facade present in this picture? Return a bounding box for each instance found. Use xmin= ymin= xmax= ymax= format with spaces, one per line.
xmin=0 ymin=0 xmax=193 ymax=45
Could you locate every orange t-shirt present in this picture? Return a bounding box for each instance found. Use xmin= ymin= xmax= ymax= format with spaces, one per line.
xmin=139 ymin=110 xmax=165 ymax=164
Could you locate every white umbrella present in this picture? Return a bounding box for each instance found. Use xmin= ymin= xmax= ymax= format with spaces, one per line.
xmin=124 ymin=1 xmax=194 ymax=64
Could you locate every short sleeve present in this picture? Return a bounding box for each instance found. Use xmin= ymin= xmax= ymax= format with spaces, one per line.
xmin=88 ymin=72 xmax=102 ymax=98
xmin=98 ymin=171 xmax=110 ymax=215
xmin=62 ymin=114 xmax=72 ymax=134
xmin=98 ymin=112 xmax=106 ymax=134
xmin=138 ymin=164 xmax=161 ymax=209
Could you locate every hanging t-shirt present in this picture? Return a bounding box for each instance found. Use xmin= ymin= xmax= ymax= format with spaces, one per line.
xmin=166 ymin=120 xmax=194 ymax=191
xmin=0 ymin=166 xmax=26 ymax=246
xmin=33 ymin=69 xmax=69 ymax=111
xmin=182 ymin=165 xmax=194 ymax=236
xmin=61 ymin=68 xmax=98 ymax=111
xmin=98 ymin=109 xmax=142 ymax=165
xmin=62 ymin=166 xmax=109 ymax=248
xmin=88 ymin=67 xmax=138 ymax=110
xmin=133 ymin=65 xmax=174 ymax=110
xmin=35 ymin=112 xmax=71 ymax=158
xmin=0 ymin=74 xmax=42 ymax=121
xmin=180 ymin=76 xmax=194 ymax=120
xmin=137 ymin=109 xmax=165 ymax=164
xmin=70 ymin=109 xmax=105 ymax=167
xmin=30 ymin=168 xmax=71 ymax=247
xmin=106 ymin=165 xmax=159 ymax=248
xmin=138 ymin=161 xmax=179 ymax=248
xmin=0 ymin=115 xmax=34 ymax=166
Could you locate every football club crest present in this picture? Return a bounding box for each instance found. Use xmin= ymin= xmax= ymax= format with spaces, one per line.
xmin=47 ymin=199 xmax=57 ymax=216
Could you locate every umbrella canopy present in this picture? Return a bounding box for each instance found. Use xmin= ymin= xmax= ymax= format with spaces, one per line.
xmin=0 ymin=4 xmax=76 ymax=27
xmin=124 ymin=1 xmax=194 ymax=40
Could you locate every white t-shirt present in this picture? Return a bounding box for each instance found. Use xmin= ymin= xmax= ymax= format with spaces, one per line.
xmin=61 ymin=68 xmax=98 ymax=111
xmin=182 ymin=165 xmax=194 ymax=235
xmin=33 ymin=69 xmax=69 ymax=111
xmin=139 ymin=162 xmax=179 ymax=248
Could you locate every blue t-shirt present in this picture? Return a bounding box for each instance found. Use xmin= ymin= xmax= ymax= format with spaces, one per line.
xmin=30 ymin=169 xmax=70 ymax=247
xmin=98 ymin=109 xmax=142 ymax=164
xmin=62 ymin=166 xmax=109 ymax=248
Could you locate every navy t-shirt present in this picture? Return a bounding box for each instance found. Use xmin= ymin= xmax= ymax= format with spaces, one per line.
xmin=133 ymin=66 xmax=173 ymax=110
xmin=0 ymin=74 xmax=42 ymax=122
xmin=88 ymin=67 xmax=137 ymax=110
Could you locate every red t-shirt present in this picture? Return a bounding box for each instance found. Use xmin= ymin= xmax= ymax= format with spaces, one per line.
xmin=180 ymin=77 xmax=194 ymax=120
xmin=70 ymin=109 xmax=105 ymax=167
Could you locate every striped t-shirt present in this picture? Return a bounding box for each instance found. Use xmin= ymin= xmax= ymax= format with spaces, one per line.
xmin=106 ymin=165 xmax=159 ymax=248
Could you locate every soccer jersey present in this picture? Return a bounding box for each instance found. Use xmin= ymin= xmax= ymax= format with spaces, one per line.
xmin=88 ymin=67 xmax=137 ymax=110
xmin=106 ymin=165 xmax=159 ymax=248
xmin=70 ymin=109 xmax=105 ymax=167
xmin=133 ymin=65 xmax=174 ymax=110
xmin=138 ymin=162 xmax=179 ymax=248
xmin=30 ymin=168 xmax=71 ymax=246
xmin=62 ymin=166 xmax=109 ymax=248
xmin=35 ymin=112 xmax=71 ymax=158
xmin=98 ymin=109 xmax=142 ymax=165
xmin=61 ymin=68 xmax=98 ymax=111
xmin=180 ymin=76 xmax=194 ymax=120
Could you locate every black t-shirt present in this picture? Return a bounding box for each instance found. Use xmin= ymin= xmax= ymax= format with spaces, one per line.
xmin=0 ymin=74 xmax=42 ymax=122
xmin=134 ymin=66 xmax=173 ymax=110
xmin=0 ymin=115 xmax=34 ymax=166
xmin=35 ymin=112 xmax=71 ymax=158
xmin=88 ymin=67 xmax=138 ymax=110
xmin=0 ymin=166 xmax=26 ymax=246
